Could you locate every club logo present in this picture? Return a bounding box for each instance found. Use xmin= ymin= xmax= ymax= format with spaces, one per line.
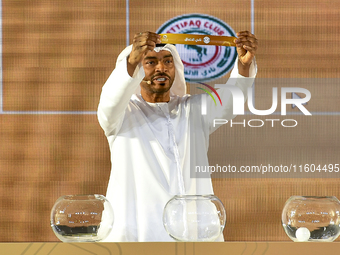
xmin=157 ymin=13 xmax=237 ymax=83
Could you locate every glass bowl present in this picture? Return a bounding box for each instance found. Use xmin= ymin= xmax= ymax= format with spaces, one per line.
xmin=50 ymin=194 xmax=114 ymax=242
xmin=282 ymin=196 xmax=340 ymax=242
xmin=163 ymin=195 xmax=226 ymax=241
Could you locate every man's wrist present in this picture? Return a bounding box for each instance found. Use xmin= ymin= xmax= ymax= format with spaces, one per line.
xmin=127 ymin=55 xmax=139 ymax=77
xmin=237 ymin=59 xmax=251 ymax=77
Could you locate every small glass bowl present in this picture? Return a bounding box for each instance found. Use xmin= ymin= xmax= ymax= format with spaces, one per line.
xmin=50 ymin=194 xmax=114 ymax=242
xmin=163 ymin=195 xmax=226 ymax=241
xmin=282 ymin=196 xmax=340 ymax=242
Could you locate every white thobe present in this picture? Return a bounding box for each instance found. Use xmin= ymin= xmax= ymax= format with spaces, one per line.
xmin=97 ymin=56 xmax=256 ymax=242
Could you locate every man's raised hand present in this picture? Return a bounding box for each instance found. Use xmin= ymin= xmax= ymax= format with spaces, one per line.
xmin=234 ymin=31 xmax=258 ymax=76
xmin=127 ymin=32 xmax=161 ymax=76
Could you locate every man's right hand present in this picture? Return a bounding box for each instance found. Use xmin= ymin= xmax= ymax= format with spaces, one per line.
xmin=127 ymin=32 xmax=161 ymax=77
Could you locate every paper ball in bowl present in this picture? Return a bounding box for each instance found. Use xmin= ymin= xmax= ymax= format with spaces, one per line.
xmin=282 ymin=196 xmax=340 ymax=242
xmin=50 ymin=194 xmax=114 ymax=242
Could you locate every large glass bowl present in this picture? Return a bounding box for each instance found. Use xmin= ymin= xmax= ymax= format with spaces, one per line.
xmin=282 ymin=196 xmax=340 ymax=242
xmin=163 ymin=195 xmax=226 ymax=241
xmin=50 ymin=194 xmax=114 ymax=242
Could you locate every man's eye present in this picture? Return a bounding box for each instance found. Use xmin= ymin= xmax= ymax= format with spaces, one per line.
xmin=147 ymin=61 xmax=155 ymax=65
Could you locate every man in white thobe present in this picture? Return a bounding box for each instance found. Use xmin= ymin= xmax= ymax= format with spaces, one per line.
xmin=97 ymin=31 xmax=258 ymax=241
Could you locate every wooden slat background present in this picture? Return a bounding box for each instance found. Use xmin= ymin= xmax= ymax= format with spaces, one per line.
xmin=1 ymin=0 xmax=339 ymax=241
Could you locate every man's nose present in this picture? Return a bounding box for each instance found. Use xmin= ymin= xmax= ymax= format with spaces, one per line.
xmin=155 ymin=61 xmax=166 ymax=72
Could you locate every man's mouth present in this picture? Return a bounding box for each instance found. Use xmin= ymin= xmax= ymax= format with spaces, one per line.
xmin=152 ymin=76 xmax=170 ymax=83
xmin=154 ymin=77 xmax=167 ymax=82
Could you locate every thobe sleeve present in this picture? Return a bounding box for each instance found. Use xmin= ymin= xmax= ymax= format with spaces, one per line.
xmin=205 ymin=58 xmax=257 ymax=134
xmin=97 ymin=57 xmax=145 ymax=136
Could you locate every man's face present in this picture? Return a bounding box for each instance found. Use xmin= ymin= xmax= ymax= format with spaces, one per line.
xmin=141 ymin=50 xmax=175 ymax=95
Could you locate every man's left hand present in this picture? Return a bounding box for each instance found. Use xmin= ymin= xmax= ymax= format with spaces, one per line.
xmin=234 ymin=31 xmax=258 ymax=66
